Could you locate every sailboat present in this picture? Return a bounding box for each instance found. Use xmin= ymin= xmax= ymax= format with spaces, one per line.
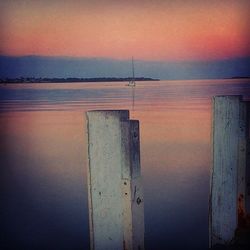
xmin=127 ymin=57 xmax=136 ymax=87
xmin=126 ymin=57 xmax=136 ymax=110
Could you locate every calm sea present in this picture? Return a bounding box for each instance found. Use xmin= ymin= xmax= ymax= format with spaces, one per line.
xmin=1 ymin=79 xmax=250 ymax=249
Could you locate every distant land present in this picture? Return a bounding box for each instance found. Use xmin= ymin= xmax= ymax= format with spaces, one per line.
xmin=227 ymin=76 xmax=250 ymax=79
xmin=0 ymin=77 xmax=159 ymax=84
xmin=1 ymin=56 xmax=250 ymax=80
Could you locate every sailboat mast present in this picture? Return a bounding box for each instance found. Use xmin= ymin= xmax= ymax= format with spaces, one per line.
xmin=132 ymin=56 xmax=135 ymax=80
xmin=127 ymin=56 xmax=136 ymax=111
xmin=131 ymin=57 xmax=135 ymax=111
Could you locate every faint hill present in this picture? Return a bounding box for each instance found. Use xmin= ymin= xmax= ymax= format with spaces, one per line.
xmin=0 ymin=55 xmax=250 ymax=80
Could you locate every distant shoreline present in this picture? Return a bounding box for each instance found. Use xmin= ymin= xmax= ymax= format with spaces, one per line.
xmin=1 ymin=76 xmax=249 ymax=84
xmin=0 ymin=77 xmax=159 ymax=84
xmin=225 ymin=76 xmax=250 ymax=79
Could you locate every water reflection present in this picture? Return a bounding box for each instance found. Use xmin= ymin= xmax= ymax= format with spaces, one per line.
xmin=1 ymin=111 xmax=88 ymax=249
xmin=1 ymin=79 xmax=250 ymax=249
xmin=1 ymin=79 xmax=250 ymax=112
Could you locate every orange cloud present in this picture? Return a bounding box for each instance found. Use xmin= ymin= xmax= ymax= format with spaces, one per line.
xmin=1 ymin=0 xmax=249 ymax=60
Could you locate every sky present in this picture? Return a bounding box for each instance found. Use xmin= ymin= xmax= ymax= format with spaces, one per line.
xmin=1 ymin=0 xmax=250 ymax=61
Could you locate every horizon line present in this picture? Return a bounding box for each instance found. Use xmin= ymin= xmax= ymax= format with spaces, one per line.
xmin=1 ymin=54 xmax=250 ymax=64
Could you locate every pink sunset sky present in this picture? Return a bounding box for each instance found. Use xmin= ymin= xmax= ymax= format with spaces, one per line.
xmin=0 ymin=0 xmax=249 ymax=61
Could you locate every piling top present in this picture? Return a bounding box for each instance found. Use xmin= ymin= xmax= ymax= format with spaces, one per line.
xmin=86 ymin=110 xmax=130 ymax=121
xmin=213 ymin=95 xmax=243 ymax=100
xmin=87 ymin=109 xmax=129 ymax=113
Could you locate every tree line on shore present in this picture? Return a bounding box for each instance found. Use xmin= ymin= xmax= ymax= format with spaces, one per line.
xmin=0 ymin=77 xmax=159 ymax=84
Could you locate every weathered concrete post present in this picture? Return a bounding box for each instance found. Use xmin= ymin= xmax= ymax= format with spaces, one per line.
xmin=209 ymin=96 xmax=249 ymax=247
xmin=86 ymin=110 xmax=144 ymax=250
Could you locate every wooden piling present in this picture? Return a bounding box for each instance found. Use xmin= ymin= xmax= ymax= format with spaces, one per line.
xmin=210 ymin=96 xmax=249 ymax=247
xmin=86 ymin=110 xmax=144 ymax=250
